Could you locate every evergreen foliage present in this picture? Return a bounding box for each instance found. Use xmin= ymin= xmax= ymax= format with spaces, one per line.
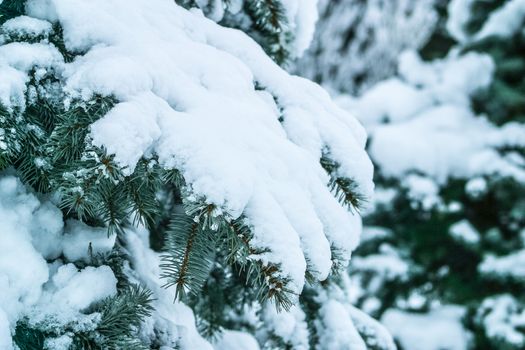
xmin=343 ymin=1 xmax=525 ymax=348
xmin=13 ymin=284 xmax=154 ymax=350
xmin=0 ymin=1 xmax=374 ymax=348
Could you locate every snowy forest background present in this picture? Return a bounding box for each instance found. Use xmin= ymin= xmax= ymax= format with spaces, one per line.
xmin=298 ymin=1 xmax=525 ymax=349
xmin=0 ymin=0 xmax=524 ymax=349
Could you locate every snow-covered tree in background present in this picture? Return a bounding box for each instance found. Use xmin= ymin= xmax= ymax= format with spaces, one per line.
xmin=294 ymin=0 xmax=439 ymax=95
xmin=0 ymin=0 xmax=395 ymax=349
xmin=321 ymin=0 xmax=525 ymax=349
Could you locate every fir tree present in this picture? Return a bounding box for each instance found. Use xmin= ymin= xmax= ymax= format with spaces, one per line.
xmin=0 ymin=0 xmax=381 ymax=348
xmin=317 ymin=0 xmax=525 ymax=348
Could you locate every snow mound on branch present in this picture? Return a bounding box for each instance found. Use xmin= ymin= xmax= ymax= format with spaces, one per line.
xmin=1 ymin=16 xmax=52 ymax=40
xmin=0 ymin=174 xmax=212 ymax=349
xmin=17 ymin=0 xmax=373 ymax=294
xmin=448 ymin=0 xmax=525 ymax=43
xmin=0 ymin=174 xmax=121 ymax=349
xmin=475 ymin=294 xmax=525 ymax=347
xmin=0 ymin=175 xmax=49 ymax=339
xmin=190 ymin=0 xmax=318 ymax=58
xmin=345 ymin=50 xmax=525 ymax=186
xmin=479 ymin=250 xmax=525 ymax=281
xmin=382 ymin=305 xmax=469 ymax=350
xmin=214 ymin=330 xmax=260 ymax=350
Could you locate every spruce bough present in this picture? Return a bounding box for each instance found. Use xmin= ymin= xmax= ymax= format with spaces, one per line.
xmin=0 ymin=0 xmax=375 ymax=348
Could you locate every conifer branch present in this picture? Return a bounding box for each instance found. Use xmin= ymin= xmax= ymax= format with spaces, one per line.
xmin=244 ymin=0 xmax=292 ymax=65
xmin=95 ymin=284 xmax=154 ymax=349
xmin=320 ymin=154 xmax=367 ymax=211
xmin=0 ymin=0 xmax=27 ymax=25
xmin=160 ymin=212 xmax=216 ymax=299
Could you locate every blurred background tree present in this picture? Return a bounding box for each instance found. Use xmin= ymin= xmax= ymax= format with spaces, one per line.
xmin=296 ymin=0 xmax=525 ymax=349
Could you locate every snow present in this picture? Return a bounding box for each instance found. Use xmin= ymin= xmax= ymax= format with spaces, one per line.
xmin=475 ymin=0 xmax=525 ymax=40
xmin=0 ymin=174 xmax=124 ymax=348
xmin=280 ymin=0 xmax=319 ymax=57
xmin=447 ymin=0 xmax=525 ymax=42
xmin=476 ymin=294 xmax=525 ymax=347
xmin=124 ymin=227 xmax=214 ymax=349
xmin=479 ymin=250 xmax=525 ymax=281
xmin=214 ymin=330 xmax=260 ymax=350
xmin=295 ymin=0 xmax=438 ymax=94
xmin=316 ymin=300 xmax=366 ymax=350
xmin=338 ymin=79 xmax=432 ymax=128
xmin=187 ymin=0 xmax=319 ymax=58
xmin=30 ymin=201 xmax=64 ymax=260
xmin=360 ymin=226 xmax=392 ymax=244
xmin=402 ymin=174 xmax=442 ymax=211
xmin=1 ymin=16 xmax=52 ymax=40
xmin=382 ymin=305 xmax=469 ymax=350
xmin=465 ymin=177 xmax=487 ymax=198
xmin=13 ymin=0 xmax=374 ymax=294
xmin=0 ymin=42 xmax=62 ymax=73
xmin=0 ymin=65 xmax=28 ymax=109
xmin=62 ymin=219 xmax=116 ymax=263
xmin=345 ymin=50 xmax=525 ymax=187
xmin=348 ymin=305 xmax=396 ymax=350
xmin=0 ymin=311 xmax=12 ymax=350
xmin=0 ymin=175 xmax=50 ymax=328
xmin=50 ymin=264 xmax=117 ymax=310
xmin=446 ymin=0 xmax=476 ymax=42
xmin=449 ymin=220 xmax=480 ymax=245
xmin=351 ymin=244 xmax=409 ymax=281
xmin=258 ymin=304 xmax=309 ymax=349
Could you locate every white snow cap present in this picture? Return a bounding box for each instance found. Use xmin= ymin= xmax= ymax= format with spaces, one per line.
xmin=0 ymin=174 xmax=119 ymax=349
xmin=347 ymin=50 xmax=525 ymax=186
xmin=18 ymin=0 xmax=373 ymax=294
xmin=447 ymin=0 xmax=525 ymax=42
xmin=382 ymin=305 xmax=469 ymax=350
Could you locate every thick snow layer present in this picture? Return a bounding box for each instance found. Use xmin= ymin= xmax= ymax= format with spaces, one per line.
xmin=214 ymin=330 xmax=260 ymax=350
xmin=30 ymin=201 xmax=64 ymax=260
xmin=348 ymin=305 xmax=396 ymax=350
xmin=310 ymin=274 xmax=394 ymax=350
xmin=258 ymin=304 xmax=309 ymax=349
xmin=475 ymin=0 xmax=525 ymax=40
xmin=345 ymin=50 xmax=525 ymax=186
xmin=1 ymin=16 xmax=52 ymax=39
xmin=476 ymin=294 xmax=525 ymax=347
xmin=447 ymin=0 xmax=525 ymax=42
xmin=479 ymin=250 xmax=525 ymax=281
xmin=49 ymin=264 xmax=117 ymax=311
xmin=13 ymin=0 xmax=374 ymax=294
xmin=449 ymin=220 xmax=480 ymax=246
xmin=317 ymin=299 xmax=366 ymax=350
xmin=62 ymin=220 xmax=116 ymax=263
xmin=446 ymin=0 xmax=476 ymax=42
xmin=0 ymin=175 xmax=49 ymax=346
xmin=382 ymin=305 xmax=469 ymax=350
xmin=190 ymin=0 xmax=318 ymax=58
xmin=280 ymin=0 xmax=319 ymax=57
xmin=0 ymin=17 xmax=63 ymax=110
xmin=0 ymin=174 xmax=120 ymax=349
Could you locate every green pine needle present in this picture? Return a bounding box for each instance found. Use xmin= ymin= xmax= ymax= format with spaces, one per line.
xmin=160 ymin=212 xmax=217 ymax=299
